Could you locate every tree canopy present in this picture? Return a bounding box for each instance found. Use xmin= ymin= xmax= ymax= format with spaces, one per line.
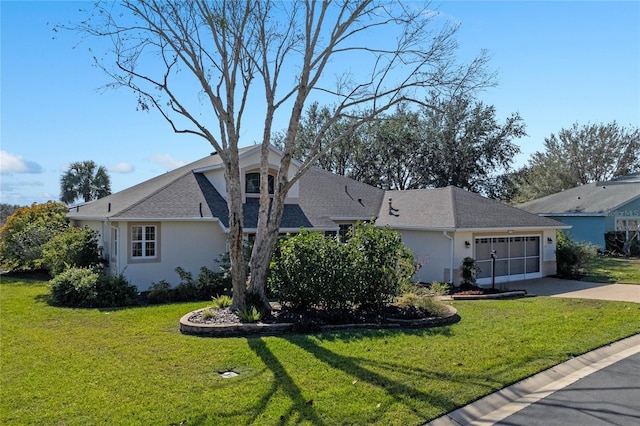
xmin=60 ymin=160 xmax=112 ymax=204
xmin=280 ymin=94 xmax=526 ymax=195
xmin=514 ymin=122 xmax=640 ymax=202
xmin=0 ymin=201 xmax=69 ymax=271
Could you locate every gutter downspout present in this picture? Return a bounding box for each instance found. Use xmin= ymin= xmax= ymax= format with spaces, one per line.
xmin=443 ymin=231 xmax=454 ymax=284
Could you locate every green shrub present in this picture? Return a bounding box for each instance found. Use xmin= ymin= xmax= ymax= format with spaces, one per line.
xmin=0 ymin=201 xmax=69 ymax=271
xmin=94 ymin=272 xmax=139 ymax=307
xmin=427 ymin=281 xmax=452 ymax=296
xmin=201 ymin=307 xmax=217 ymax=320
xmin=396 ymin=291 xmax=449 ymax=317
xmin=269 ymin=223 xmax=415 ymax=312
xmin=348 ymin=222 xmax=415 ymax=310
xmin=143 ymin=280 xmax=173 ymax=304
xmin=238 ymin=306 xmax=261 ymax=322
xmin=49 ymin=267 xmax=138 ymax=308
xmin=460 ymin=257 xmax=480 ymax=288
xmin=556 ymin=231 xmax=597 ymax=276
xmin=49 ymin=267 xmax=100 ymax=307
xmin=212 ymin=294 xmax=232 ymax=309
xmin=41 ymin=226 xmax=102 ymax=276
xmin=174 ymin=266 xmax=230 ymax=301
xmin=269 ymin=229 xmax=348 ymax=310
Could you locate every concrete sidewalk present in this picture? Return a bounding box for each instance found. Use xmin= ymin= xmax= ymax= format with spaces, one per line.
xmin=512 ymin=277 xmax=639 ymax=303
xmin=426 ymin=333 xmax=640 ymax=426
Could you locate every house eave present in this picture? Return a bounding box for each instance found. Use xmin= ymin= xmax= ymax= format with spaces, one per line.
xmin=540 ymin=212 xmax=607 ymax=217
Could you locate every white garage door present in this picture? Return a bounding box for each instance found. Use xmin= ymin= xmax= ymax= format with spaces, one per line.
xmin=474 ymin=236 xmax=542 ymax=286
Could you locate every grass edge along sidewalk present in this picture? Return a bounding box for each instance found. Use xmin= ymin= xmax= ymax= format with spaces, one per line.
xmin=1 ymin=279 xmax=639 ymax=425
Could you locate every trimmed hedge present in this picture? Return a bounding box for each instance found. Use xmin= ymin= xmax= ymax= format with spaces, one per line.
xmin=269 ymin=222 xmax=414 ymax=311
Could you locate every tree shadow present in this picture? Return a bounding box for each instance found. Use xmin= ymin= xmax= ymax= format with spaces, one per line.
xmin=285 ymin=332 xmax=463 ymax=422
xmin=313 ymin=322 xmax=456 ymax=343
xmin=245 ymin=337 xmax=326 ymax=425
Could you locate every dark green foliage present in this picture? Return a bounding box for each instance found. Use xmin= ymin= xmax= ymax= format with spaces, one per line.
xmin=556 ymin=231 xmax=597 ymax=277
xmin=144 ymin=280 xmax=173 ymax=304
xmin=280 ymin=96 xmax=525 ymax=197
xmin=174 ymin=266 xmax=230 ymax=301
xmin=0 ymin=203 xmax=21 ymax=226
xmin=49 ymin=267 xmax=138 ymax=308
xmin=60 ymin=160 xmax=112 ymax=204
xmin=269 ymin=222 xmax=414 ymax=311
xmin=348 ymin=222 xmax=415 ymax=310
xmin=515 ymin=122 xmax=640 ymax=202
xmin=41 ymin=227 xmax=102 ymax=276
xmin=0 ymin=201 xmax=69 ymax=271
xmin=141 ymin=265 xmax=231 ymax=304
xmin=460 ymin=257 xmax=480 ymax=287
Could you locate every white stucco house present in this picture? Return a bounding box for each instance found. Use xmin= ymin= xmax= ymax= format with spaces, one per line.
xmin=67 ymin=145 xmax=567 ymax=290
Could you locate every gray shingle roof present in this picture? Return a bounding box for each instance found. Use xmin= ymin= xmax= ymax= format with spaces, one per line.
xmin=517 ymin=179 xmax=640 ymax=216
xmin=298 ymin=167 xmax=385 ymax=228
xmin=377 ymin=186 xmax=565 ymax=230
xmin=68 ymin=150 xmax=565 ymax=231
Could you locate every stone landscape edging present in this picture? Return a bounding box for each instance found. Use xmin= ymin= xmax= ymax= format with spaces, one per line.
xmin=179 ymin=304 xmax=459 ymax=337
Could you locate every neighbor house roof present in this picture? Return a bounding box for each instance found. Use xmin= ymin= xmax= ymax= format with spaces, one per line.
xmin=517 ymin=176 xmax=640 ymax=217
xmin=376 ymin=186 xmax=567 ymax=230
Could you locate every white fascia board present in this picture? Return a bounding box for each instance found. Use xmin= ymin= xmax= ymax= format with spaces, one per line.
xmin=192 ymin=163 xmax=225 ymax=173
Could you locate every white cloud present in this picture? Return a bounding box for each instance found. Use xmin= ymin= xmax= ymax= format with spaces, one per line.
xmin=108 ymin=162 xmax=135 ymax=173
xmin=148 ymin=154 xmax=187 ymax=170
xmin=0 ymin=151 xmax=43 ymax=175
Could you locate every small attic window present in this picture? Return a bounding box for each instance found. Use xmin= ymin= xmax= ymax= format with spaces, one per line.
xmin=245 ymin=172 xmax=274 ymax=194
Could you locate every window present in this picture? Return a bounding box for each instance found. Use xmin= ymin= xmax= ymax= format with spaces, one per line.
xmin=130 ymin=224 xmax=158 ymax=260
xmin=245 ymin=172 xmax=274 ymax=194
xmin=111 ymin=228 xmax=118 ymax=258
xmin=326 ymin=224 xmax=353 ymax=243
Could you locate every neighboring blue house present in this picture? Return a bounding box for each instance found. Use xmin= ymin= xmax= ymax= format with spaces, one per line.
xmin=518 ymin=173 xmax=640 ymax=252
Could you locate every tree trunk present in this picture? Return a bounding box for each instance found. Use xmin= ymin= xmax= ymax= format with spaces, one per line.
xmin=224 ymin=155 xmax=246 ymax=312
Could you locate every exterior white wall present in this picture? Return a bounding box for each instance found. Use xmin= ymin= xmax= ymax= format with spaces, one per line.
xmin=121 ymin=221 xmax=228 ymax=291
xmin=71 ymin=220 xmax=228 ymax=292
xmin=397 ymin=230 xmax=455 ymax=284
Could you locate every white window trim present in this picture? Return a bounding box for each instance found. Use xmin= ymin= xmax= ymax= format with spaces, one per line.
xmin=128 ymin=223 xmax=161 ymax=264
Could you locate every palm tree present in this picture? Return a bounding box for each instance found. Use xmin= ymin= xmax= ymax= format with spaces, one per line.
xmin=60 ymin=161 xmax=112 ymax=204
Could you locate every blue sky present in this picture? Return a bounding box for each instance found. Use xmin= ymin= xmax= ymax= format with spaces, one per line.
xmin=1 ymin=1 xmax=639 ymax=206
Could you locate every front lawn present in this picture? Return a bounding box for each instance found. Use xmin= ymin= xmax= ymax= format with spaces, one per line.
xmin=2 ymin=279 xmax=639 ymax=425
xmin=582 ymin=256 xmax=640 ymax=284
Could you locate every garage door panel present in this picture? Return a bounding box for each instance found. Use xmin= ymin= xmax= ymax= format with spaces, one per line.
xmin=474 ymin=235 xmax=541 ymax=285
xmin=526 ymin=256 xmax=540 ymax=273
xmin=510 ymin=258 xmax=525 ymax=274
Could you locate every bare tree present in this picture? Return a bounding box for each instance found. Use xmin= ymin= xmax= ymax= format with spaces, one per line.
xmin=71 ymin=0 xmax=494 ymax=310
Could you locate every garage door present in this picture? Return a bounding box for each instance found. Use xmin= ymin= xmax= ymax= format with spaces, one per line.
xmin=474 ymin=236 xmax=541 ymax=286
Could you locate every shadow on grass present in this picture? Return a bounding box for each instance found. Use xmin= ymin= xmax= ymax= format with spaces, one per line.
xmin=246 ymin=337 xmax=326 ymax=425
xmin=284 ymin=328 xmax=463 ymax=422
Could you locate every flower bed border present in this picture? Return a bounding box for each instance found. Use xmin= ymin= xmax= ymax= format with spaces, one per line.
xmin=179 ymin=304 xmax=459 ymax=337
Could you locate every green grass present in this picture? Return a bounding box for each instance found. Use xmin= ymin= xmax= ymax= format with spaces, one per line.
xmin=2 ymin=279 xmax=639 ymax=425
xmin=582 ymin=256 xmax=640 ymax=284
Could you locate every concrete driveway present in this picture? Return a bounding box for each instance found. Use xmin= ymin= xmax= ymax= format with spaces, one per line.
xmin=510 ymin=277 xmax=639 ymax=303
